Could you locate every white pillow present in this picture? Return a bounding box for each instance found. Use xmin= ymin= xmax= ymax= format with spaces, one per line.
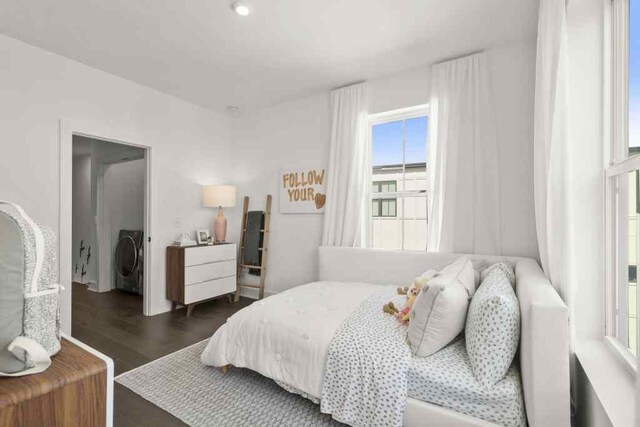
xmin=420 ymin=269 xmax=439 ymax=280
xmin=466 ymin=265 xmax=520 ymax=388
xmin=408 ymin=256 xmax=475 ymax=357
xmin=471 ymin=259 xmax=490 ymax=288
xmin=413 ymin=269 xmax=438 ymax=287
xmin=480 ymin=261 xmax=515 ymax=286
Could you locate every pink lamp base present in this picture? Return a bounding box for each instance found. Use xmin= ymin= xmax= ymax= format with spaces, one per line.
xmin=214 ymin=208 xmax=227 ymax=243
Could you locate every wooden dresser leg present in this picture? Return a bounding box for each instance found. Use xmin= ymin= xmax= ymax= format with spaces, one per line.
xmin=234 ymin=289 xmax=241 ymax=302
xmin=186 ymin=304 xmax=194 ymax=317
xmin=171 ymin=301 xmax=177 ymax=311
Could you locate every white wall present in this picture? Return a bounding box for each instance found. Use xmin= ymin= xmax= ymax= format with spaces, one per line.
xmin=0 ymin=34 xmax=233 ymax=332
xmin=103 ymin=159 xmax=145 ymax=291
xmin=227 ymin=93 xmax=331 ymax=296
xmin=71 ymin=154 xmax=96 ymax=287
xmin=229 ymin=41 xmax=538 ymax=297
xmin=489 ymin=44 xmax=539 ymax=259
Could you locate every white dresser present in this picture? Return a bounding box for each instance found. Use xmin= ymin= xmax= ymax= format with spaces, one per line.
xmin=166 ymin=243 xmax=237 ymax=316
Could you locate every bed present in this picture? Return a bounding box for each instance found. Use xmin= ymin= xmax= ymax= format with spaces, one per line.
xmin=201 ymin=247 xmax=570 ymax=427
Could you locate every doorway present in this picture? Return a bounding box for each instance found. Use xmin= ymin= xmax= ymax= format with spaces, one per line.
xmin=70 ymin=135 xmax=149 ymax=327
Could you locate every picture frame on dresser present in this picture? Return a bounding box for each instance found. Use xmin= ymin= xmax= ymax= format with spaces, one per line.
xmin=196 ymin=229 xmax=210 ymax=245
xmin=166 ymin=243 xmax=237 ymax=316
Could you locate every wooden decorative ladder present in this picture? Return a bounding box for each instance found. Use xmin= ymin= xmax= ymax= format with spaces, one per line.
xmin=235 ymin=195 xmax=271 ymax=301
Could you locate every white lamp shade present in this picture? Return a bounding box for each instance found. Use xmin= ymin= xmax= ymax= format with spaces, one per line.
xmin=202 ymin=185 xmax=237 ymax=208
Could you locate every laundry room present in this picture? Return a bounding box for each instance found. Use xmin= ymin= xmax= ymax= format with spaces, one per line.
xmin=71 ymin=135 xmax=147 ymax=322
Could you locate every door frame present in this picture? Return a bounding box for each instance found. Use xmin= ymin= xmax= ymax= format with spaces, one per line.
xmin=60 ymin=119 xmax=152 ymax=332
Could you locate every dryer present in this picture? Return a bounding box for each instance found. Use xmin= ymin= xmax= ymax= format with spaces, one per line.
xmin=114 ymin=229 xmax=144 ymax=295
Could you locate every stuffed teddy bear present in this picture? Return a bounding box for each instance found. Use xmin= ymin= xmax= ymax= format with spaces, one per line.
xmin=383 ymin=276 xmax=430 ymax=323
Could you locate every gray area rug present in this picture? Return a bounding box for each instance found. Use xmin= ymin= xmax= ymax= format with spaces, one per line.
xmin=116 ymin=340 xmax=343 ymax=426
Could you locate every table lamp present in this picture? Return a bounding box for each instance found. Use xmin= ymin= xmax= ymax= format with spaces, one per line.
xmin=202 ymin=185 xmax=237 ymax=243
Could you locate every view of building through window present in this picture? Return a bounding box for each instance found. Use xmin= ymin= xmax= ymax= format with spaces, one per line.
xmin=626 ymin=169 xmax=638 ymax=355
xmin=371 ymin=115 xmax=428 ymax=251
xmin=626 ymin=0 xmax=639 ymax=355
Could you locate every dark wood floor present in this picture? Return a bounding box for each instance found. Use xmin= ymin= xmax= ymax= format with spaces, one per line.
xmin=71 ymin=282 xmax=253 ymax=427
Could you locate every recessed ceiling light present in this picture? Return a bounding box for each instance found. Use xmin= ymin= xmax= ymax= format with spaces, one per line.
xmin=227 ymin=106 xmax=240 ymax=113
xmin=232 ymin=2 xmax=250 ymax=17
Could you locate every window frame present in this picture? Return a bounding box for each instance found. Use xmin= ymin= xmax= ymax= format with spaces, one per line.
xmin=605 ymin=0 xmax=639 ymax=371
xmin=367 ymin=104 xmax=429 ymax=250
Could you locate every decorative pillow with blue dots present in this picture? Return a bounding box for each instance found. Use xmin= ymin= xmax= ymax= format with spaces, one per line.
xmin=465 ymin=264 xmax=520 ymax=388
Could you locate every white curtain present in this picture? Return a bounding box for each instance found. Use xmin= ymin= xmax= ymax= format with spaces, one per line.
xmin=533 ymin=0 xmax=575 ymax=411
xmin=426 ymin=52 xmax=501 ymax=255
xmin=321 ymin=82 xmax=370 ymax=247
xmin=533 ymin=0 xmax=569 ymax=298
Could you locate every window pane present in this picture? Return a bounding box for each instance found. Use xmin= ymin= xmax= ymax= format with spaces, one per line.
xmin=381 ymin=200 xmax=389 ymax=216
xmin=388 ymin=200 xmax=397 ymax=217
xmin=405 ymin=116 xmax=428 ymax=165
xmin=373 ymin=120 xmax=403 ymax=166
xmin=630 ymin=0 xmax=640 ymax=154
xmin=370 ymin=112 xmax=428 ymax=251
xmin=401 ymin=196 xmax=428 ymax=251
xmin=402 ymin=195 xmax=428 ymax=219
xmin=628 ymin=171 xmax=638 ymax=355
xmin=371 ymin=216 xmax=402 ymax=250
xmin=616 ymin=171 xmax=639 ymax=355
xmin=404 ymin=167 xmax=428 ymax=192
xmin=372 ymin=199 xmax=380 ymax=217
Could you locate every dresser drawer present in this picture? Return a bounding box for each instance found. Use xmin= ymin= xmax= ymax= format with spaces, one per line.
xmin=184 ymin=276 xmax=236 ymax=304
xmin=185 ymin=260 xmax=236 ymax=286
xmin=184 ymin=244 xmax=236 ymax=267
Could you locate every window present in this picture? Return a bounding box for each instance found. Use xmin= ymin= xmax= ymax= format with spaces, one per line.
xmin=372 ymin=181 xmax=397 ymax=217
xmin=369 ymin=105 xmax=428 ymax=251
xmin=373 ymin=181 xmax=397 ymax=193
xmin=606 ymin=0 xmax=640 ymax=359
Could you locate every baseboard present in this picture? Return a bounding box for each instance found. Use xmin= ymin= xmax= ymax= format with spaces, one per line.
xmin=87 ymin=281 xmax=99 ymax=292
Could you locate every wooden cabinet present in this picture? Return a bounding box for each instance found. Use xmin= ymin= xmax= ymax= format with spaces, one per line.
xmin=0 ymin=335 xmax=114 ymax=426
xmin=166 ymin=243 xmax=237 ymax=316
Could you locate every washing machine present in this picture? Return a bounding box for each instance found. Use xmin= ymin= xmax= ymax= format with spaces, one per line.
xmin=114 ymin=229 xmax=144 ymax=295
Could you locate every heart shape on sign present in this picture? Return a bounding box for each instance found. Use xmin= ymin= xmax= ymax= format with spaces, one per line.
xmin=315 ymin=193 xmax=326 ymax=209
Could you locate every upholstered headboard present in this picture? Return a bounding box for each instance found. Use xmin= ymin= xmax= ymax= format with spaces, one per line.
xmin=318 ymin=246 xmax=570 ymax=427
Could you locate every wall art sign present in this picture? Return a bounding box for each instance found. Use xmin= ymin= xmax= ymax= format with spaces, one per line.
xmin=279 ymin=167 xmax=326 ymax=214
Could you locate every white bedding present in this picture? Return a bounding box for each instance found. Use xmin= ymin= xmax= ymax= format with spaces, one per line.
xmin=201 ymin=280 xmax=526 ymax=427
xmin=201 ymin=281 xmax=380 ymax=398
xmin=320 ymin=287 xmax=412 ymax=427
xmin=408 ymin=339 xmax=526 ymax=427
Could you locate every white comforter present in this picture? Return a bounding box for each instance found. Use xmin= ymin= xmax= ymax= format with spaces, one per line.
xmin=201 ymin=281 xmax=380 ymax=398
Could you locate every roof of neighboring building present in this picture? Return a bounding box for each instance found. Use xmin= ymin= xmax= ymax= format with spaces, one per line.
xmin=373 ymin=162 xmax=426 ymax=172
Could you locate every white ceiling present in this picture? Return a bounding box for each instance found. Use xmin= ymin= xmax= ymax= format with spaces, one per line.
xmin=0 ymin=0 xmax=539 ymax=112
